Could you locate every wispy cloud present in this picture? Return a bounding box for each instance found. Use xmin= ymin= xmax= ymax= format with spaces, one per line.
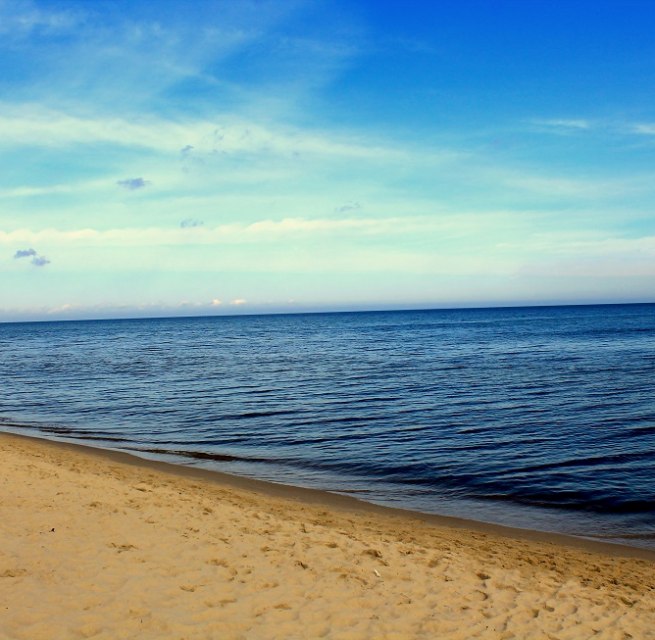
xmin=530 ymin=117 xmax=655 ymax=139
xmin=0 ymin=105 xmax=441 ymax=164
xmin=631 ymin=123 xmax=655 ymax=135
xmin=488 ymin=165 xmax=652 ymax=201
xmin=0 ymin=179 xmax=114 ymax=199
xmin=0 ymin=1 xmax=81 ymax=36
xmin=501 ymin=232 xmax=655 ymax=257
xmin=531 ymin=118 xmax=592 ymax=131
xmin=0 ymin=1 xmax=311 ymax=122
xmin=500 ymin=174 xmax=612 ymax=198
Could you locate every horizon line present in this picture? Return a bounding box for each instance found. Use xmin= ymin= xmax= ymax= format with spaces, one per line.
xmin=1 ymin=300 xmax=653 ymax=326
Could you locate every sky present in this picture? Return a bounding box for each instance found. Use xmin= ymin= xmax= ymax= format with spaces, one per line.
xmin=1 ymin=0 xmax=655 ymax=321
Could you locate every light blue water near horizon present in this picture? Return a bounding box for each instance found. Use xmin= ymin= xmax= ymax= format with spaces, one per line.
xmin=1 ymin=304 xmax=655 ymax=549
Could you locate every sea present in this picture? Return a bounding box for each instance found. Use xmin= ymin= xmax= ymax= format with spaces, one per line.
xmin=1 ymin=304 xmax=654 ymax=549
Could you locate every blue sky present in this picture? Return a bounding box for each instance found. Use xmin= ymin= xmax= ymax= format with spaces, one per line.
xmin=1 ymin=0 xmax=654 ymax=321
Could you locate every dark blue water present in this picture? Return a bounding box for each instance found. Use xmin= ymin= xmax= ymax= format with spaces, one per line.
xmin=1 ymin=304 xmax=654 ymax=548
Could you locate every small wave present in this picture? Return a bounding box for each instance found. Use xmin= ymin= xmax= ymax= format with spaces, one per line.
xmin=493 ymin=492 xmax=655 ymax=515
xmin=506 ymin=449 xmax=655 ymax=475
xmin=129 ymin=447 xmax=266 ymax=464
xmin=0 ymin=417 xmax=137 ymax=444
xmin=618 ymin=424 xmax=655 ymax=439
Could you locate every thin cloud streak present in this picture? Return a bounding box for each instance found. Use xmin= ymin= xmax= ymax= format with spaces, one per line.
xmin=631 ymin=123 xmax=655 ymax=135
xmin=529 ymin=117 xmax=655 ymax=139
xmin=531 ymin=118 xmax=592 ymax=131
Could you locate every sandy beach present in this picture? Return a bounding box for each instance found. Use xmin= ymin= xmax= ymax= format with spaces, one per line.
xmin=1 ymin=432 xmax=654 ymax=639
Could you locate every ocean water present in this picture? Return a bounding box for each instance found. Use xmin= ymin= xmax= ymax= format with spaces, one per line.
xmin=1 ymin=304 xmax=654 ymax=549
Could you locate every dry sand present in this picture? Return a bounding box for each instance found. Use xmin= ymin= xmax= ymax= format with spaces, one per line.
xmin=1 ymin=432 xmax=654 ymax=640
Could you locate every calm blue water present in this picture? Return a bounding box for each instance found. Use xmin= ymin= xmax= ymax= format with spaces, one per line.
xmin=1 ymin=304 xmax=655 ymax=548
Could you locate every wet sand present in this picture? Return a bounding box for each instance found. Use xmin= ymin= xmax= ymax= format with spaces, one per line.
xmin=1 ymin=431 xmax=654 ymax=639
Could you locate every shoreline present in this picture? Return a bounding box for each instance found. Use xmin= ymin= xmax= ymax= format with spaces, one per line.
xmin=3 ymin=429 xmax=655 ymax=562
xmin=2 ymin=430 xmax=655 ymax=638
